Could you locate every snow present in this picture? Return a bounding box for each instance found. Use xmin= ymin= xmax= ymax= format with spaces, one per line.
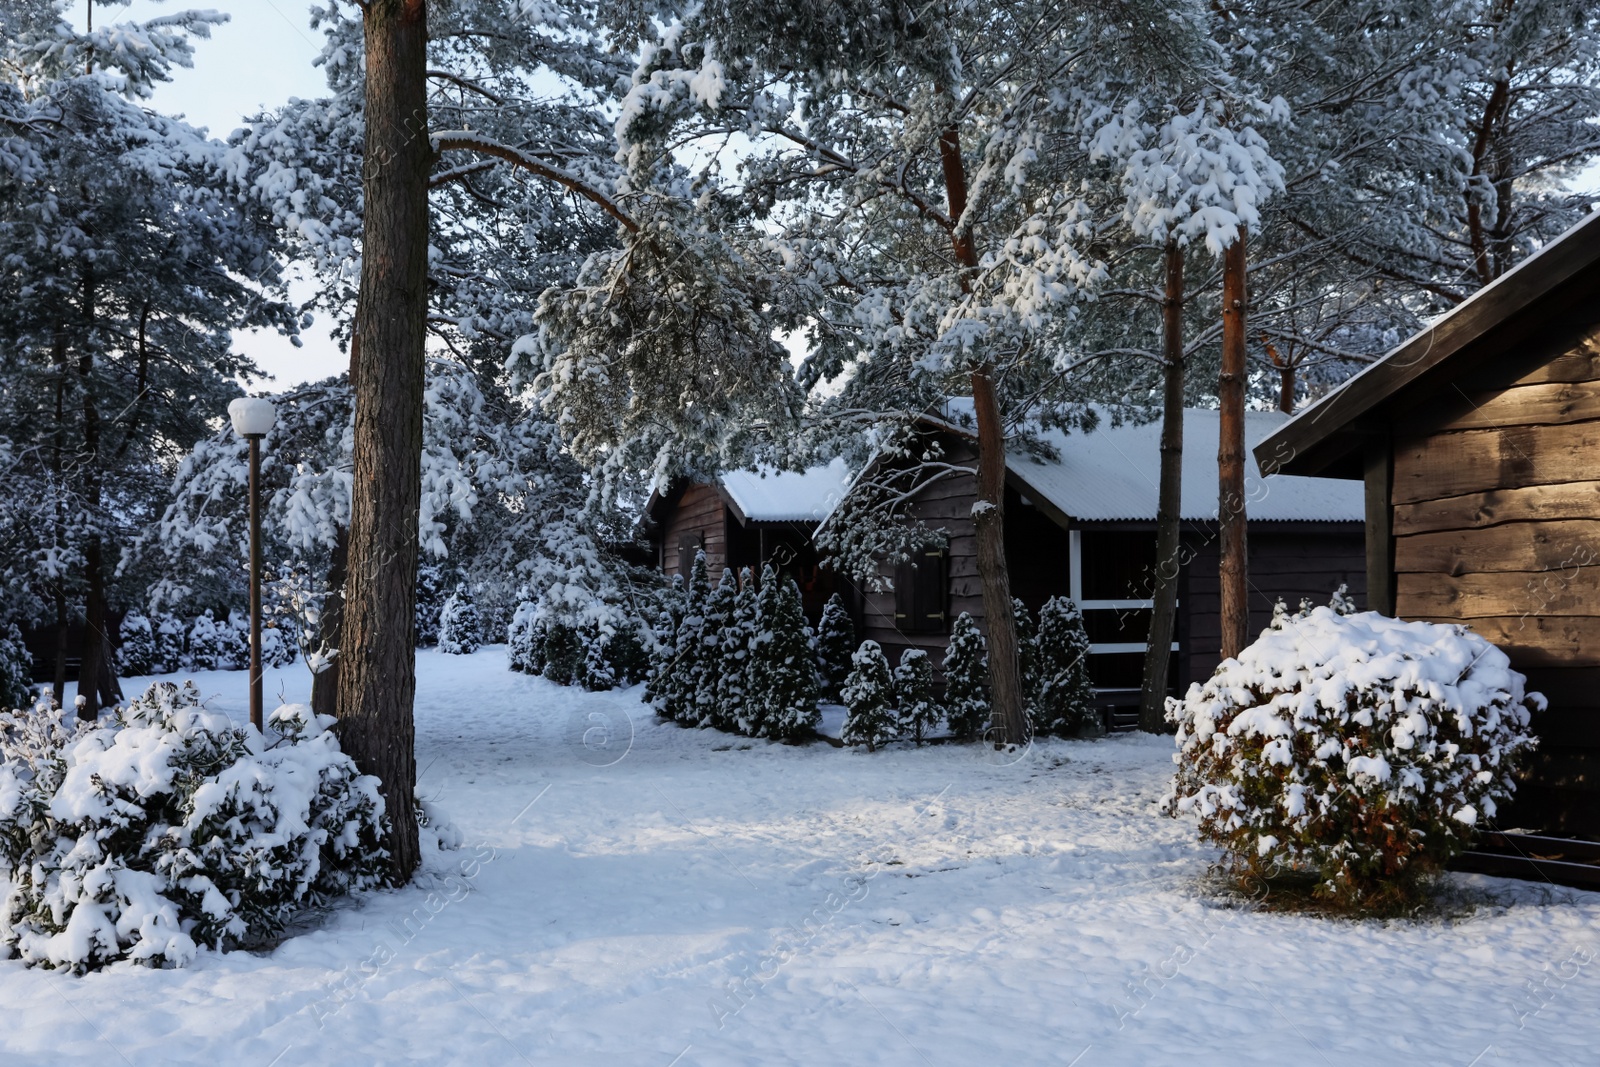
xmin=716 ymin=457 xmax=853 ymax=524
xmin=1010 ymin=406 xmax=1365 ymax=522
xmin=4 ymin=647 xmax=1597 ymax=1065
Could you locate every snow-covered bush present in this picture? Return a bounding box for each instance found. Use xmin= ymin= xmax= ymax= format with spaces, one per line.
xmin=414 ymin=564 xmax=447 ymax=648
xmin=943 ymin=613 xmax=990 ymax=740
xmin=152 ymin=612 xmax=186 ymax=674
xmin=714 ymin=569 xmax=756 ymax=733
xmin=842 ymin=641 xmax=897 ymax=752
xmin=695 ymin=569 xmax=738 ymax=726
xmin=186 ymin=610 xmax=227 ymax=670
xmin=506 ymin=599 xmax=543 ymax=674
xmin=115 ymin=611 xmax=157 ymax=678
xmin=894 ymin=648 xmax=939 ymax=745
xmin=1034 ymin=597 xmax=1096 ymax=737
xmin=815 ymin=593 xmax=855 ymax=702
xmin=541 ymin=620 xmax=585 ymax=687
xmin=437 ymin=583 xmax=481 ymax=655
xmin=1012 ymin=598 xmax=1039 ymax=716
xmin=0 ymin=619 xmax=33 ymax=711
xmin=656 ymin=552 xmax=712 ymax=723
xmin=259 ymin=621 xmax=298 ymax=669
xmin=752 ymin=571 xmax=821 ymax=741
xmin=0 ymin=683 xmax=388 ymax=970
xmin=1163 ymin=607 xmax=1542 ymax=912
xmin=218 ymin=613 xmax=250 ymax=671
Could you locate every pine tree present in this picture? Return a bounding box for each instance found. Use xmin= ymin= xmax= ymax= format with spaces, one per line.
xmin=714 ymin=568 xmax=757 ymax=733
xmin=115 ymin=611 xmax=157 ymax=677
xmin=581 ymin=625 xmax=618 ymax=691
xmin=741 ymin=566 xmax=784 ymax=737
xmin=0 ymin=618 xmax=32 ymax=709
xmin=815 ymin=593 xmax=856 ymax=702
xmin=841 ymin=641 xmax=897 ymax=752
xmin=943 ymin=613 xmax=990 ymax=741
xmin=1034 ymin=597 xmax=1096 ymax=737
xmin=695 ymin=569 xmax=738 ymax=726
xmin=757 ymin=575 xmax=822 ymax=742
xmin=187 ymin=611 xmax=224 ymax=671
xmin=543 ymin=621 xmax=584 ymax=686
xmin=414 ymin=564 xmax=447 ymax=647
xmin=1013 ymin=598 xmax=1040 ymax=717
xmin=894 ymin=648 xmax=940 ymax=746
xmin=661 ymin=551 xmax=711 ymax=722
xmin=152 ymin=613 xmax=185 ymax=675
xmin=437 ymin=583 xmax=482 ymax=655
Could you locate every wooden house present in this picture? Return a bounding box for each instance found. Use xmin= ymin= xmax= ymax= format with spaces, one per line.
xmin=1255 ymin=208 xmax=1600 ymax=837
xmin=841 ymin=406 xmax=1366 ymax=723
xmin=642 ymin=459 xmax=854 ymax=619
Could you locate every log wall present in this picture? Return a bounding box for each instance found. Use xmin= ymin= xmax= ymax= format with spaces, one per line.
xmin=662 ymin=483 xmax=730 ymax=577
xmin=1391 ymin=328 xmax=1600 ymax=835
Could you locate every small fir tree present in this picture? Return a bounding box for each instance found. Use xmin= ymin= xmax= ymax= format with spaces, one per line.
xmin=894 ymin=648 xmax=940 ymax=745
xmin=642 ymin=605 xmax=677 ymax=711
xmin=1012 ymin=598 xmax=1040 ymax=716
xmin=757 ymin=576 xmax=822 ymax=741
xmin=506 ymin=597 xmax=542 ymax=673
xmin=841 ymin=640 xmax=897 ymax=752
xmin=437 ymin=583 xmax=482 ymax=655
xmin=260 ymin=622 xmax=298 ymax=669
xmin=219 ymin=614 xmax=250 ymax=671
xmin=0 ymin=619 xmax=31 ymax=709
xmin=815 ymin=593 xmax=856 ymax=702
xmin=741 ymin=565 xmax=783 ymax=737
xmin=414 ymin=564 xmax=447 ymax=647
xmin=115 ymin=611 xmax=157 ymax=677
xmin=581 ymin=625 xmax=619 ymax=691
xmin=943 ymin=613 xmax=990 ymax=740
xmin=694 ymin=569 xmax=738 ymax=726
xmin=186 ymin=610 xmax=225 ymax=670
xmin=1034 ymin=597 xmax=1096 ymax=737
xmin=152 ymin=613 xmax=185 ymax=674
xmin=661 ymin=551 xmax=712 ymax=722
xmin=714 ymin=568 xmax=757 ymax=732
xmin=543 ymin=621 xmax=584 ymax=686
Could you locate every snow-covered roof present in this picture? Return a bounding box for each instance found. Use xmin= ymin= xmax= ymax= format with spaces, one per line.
xmin=719 ymin=457 xmax=853 ymax=524
xmin=1008 ymin=408 xmax=1364 ymax=523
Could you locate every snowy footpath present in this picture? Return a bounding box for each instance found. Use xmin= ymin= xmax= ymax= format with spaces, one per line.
xmin=3 ymin=647 xmax=1598 ymax=1066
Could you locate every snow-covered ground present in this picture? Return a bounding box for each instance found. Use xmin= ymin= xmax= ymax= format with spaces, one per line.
xmin=5 ymin=647 xmax=1598 ymax=1066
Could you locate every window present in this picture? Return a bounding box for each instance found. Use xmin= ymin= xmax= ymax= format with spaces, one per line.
xmin=894 ymin=547 xmax=948 ymax=634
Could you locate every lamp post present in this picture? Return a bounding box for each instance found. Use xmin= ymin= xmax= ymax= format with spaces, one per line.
xmin=228 ymin=397 xmax=276 ymax=731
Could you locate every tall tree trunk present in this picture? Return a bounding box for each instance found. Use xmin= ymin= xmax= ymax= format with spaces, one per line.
xmin=1139 ymin=242 xmax=1185 ymax=733
xmin=935 ymin=112 xmax=1026 ymax=745
xmin=50 ymin=326 xmax=69 ymax=708
xmin=337 ymin=0 xmax=428 ymax=883
xmin=1277 ymin=363 xmax=1294 ymax=414
xmin=75 ymin=262 xmax=118 ymax=719
xmin=1466 ymin=71 xmax=1512 ymax=287
xmin=1218 ymin=234 xmax=1250 ymax=661
xmin=51 ymin=590 xmax=68 ymax=708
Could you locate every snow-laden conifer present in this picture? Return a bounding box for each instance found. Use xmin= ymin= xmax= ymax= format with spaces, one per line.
xmin=0 ymin=619 xmax=30 ymax=709
xmin=714 ymin=568 xmax=757 ymax=733
xmin=815 ymin=593 xmax=855 ymax=702
xmin=1034 ymin=597 xmax=1096 ymax=737
xmin=841 ymin=641 xmax=898 ymax=752
xmin=754 ymin=574 xmax=821 ymax=741
xmin=438 ymin=584 xmax=482 ymax=655
xmin=694 ymin=569 xmax=738 ymax=726
xmin=115 ymin=611 xmax=157 ymax=678
xmin=943 ymin=614 xmax=990 ymax=741
xmin=659 ymin=552 xmax=712 ymax=723
xmin=894 ymin=648 xmax=940 ymax=746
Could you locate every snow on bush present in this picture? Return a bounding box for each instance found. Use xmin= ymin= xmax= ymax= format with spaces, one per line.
xmin=0 ymin=683 xmax=387 ymax=971
xmin=114 ymin=611 xmax=157 ymax=678
xmin=894 ymin=648 xmax=939 ymax=745
xmin=842 ymin=641 xmax=897 ymax=752
xmin=942 ymin=613 xmax=989 ymax=740
xmin=438 ymin=583 xmax=482 ymax=655
xmin=1163 ymin=606 xmax=1542 ymax=910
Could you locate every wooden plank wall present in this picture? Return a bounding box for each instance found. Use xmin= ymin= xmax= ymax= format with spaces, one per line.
xmin=662 ymin=484 xmax=730 ymax=577
xmin=1392 ymin=334 xmax=1600 ymax=835
xmin=1179 ymin=528 xmax=1367 ymax=690
xmin=857 ymin=439 xmax=984 ymax=671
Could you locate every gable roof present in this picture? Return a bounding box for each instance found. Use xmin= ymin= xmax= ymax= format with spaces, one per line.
xmin=718 ymin=458 xmax=853 ymax=524
xmin=1255 ymin=208 xmax=1600 ymax=479
xmin=1008 ymin=408 xmax=1364 ymax=523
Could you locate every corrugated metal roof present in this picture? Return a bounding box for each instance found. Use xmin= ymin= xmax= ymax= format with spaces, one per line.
xmin=719 ymin=457 xmax=854 ymax=524
xmin=1008 ymin=408 xmax=1364 ymax=523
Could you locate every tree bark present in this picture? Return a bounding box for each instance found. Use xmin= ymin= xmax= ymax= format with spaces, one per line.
xmin=1218 ymin=234 xmax=1250 ymax=661
xmin=336 ymin=0 xmax=428 ymax=883
xmin=1139 ymin=242 xmax=1185 ymax=732
xmin=935 ymin=112 xmax=1026 ymax=746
